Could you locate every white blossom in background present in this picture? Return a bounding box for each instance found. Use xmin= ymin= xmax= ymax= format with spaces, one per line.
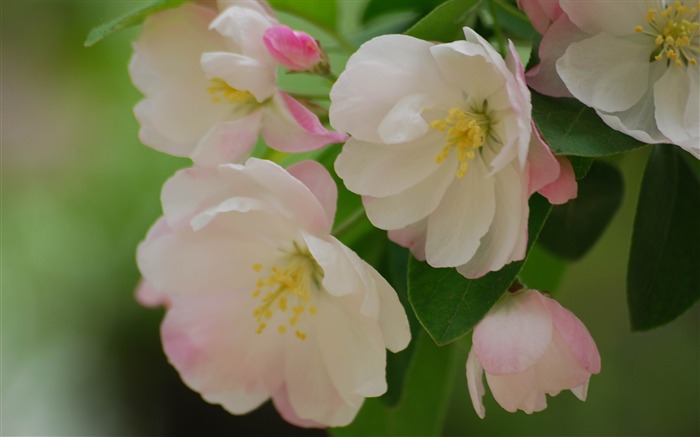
xmin=330 ymin=28 xmax=576 ymax=279
xmin=136 ymin=158 xmax=410 ymax=427
xmin=466 ymin=289 xmax=601 ymax=418
xmin=522 ymin=0 xmax=700 ymax=157
xmin=129 ymin=3 xmax=345 ymax=166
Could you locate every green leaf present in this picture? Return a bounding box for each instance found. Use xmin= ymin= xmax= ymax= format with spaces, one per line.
xmin=84 ymin=0 xmax=188 ymax=47
xmin=267 ymin=0 xmax=337 ymax=32
xmin=331 ymin=331 xmax=461 ymax=437
xmin=405 ymin=0 xmax=482 ymax=43
xmin=362 ymin=0 xmax=446 ymax=25
xmin=539 ymin=161 xmax=624 ymax=260
xmin=408 ymin=194 xmax=551 ymax=345
xmin=491 ymin=0 xmax=536 ymax=40
xmin=569 ymin=155 xmax=594 ymax=180
xmin=531 ymin=91 xmax=648 ymax=157
xmin=381 ymin=244 xmax=420 ymax=406
xmin=627 ymin=145 xmax=700 ymax=331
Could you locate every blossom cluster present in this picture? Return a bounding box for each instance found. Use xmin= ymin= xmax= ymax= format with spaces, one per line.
xmin=122 ymin=0 xmax=623 ymax=429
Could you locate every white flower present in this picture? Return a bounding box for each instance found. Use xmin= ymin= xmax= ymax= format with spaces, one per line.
xmin=136 ymin=158 xmax=410 ymax=427
xmin=129 ymin=3 xmax=345 ymax=166
xmin=466 ymin=289 xmax=601 ymax=418
xmin=329 ymin=28 xmax=576 ymax=278
xmin=528 ymin=0 xmax=700 ymax=157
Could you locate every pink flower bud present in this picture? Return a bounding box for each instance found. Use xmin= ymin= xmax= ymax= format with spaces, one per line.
xmin=466 ymin=289 xmax=600 ymax=418
xmin=263 ymin=25 xmax=321 ymax=71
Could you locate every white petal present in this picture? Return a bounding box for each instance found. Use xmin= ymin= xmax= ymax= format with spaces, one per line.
xmin=430 ymin=41 xmax=506 ymax=104
xmin=287 ymin=160 xmax=338 ymax=227
xmin=472 ymin=290 xmax=553 ymax=375
xmin=557 ymin=33 xmax=651 ymax=112
xmin=654 ymin=66 xmax=700 ymax=153
xmin=425 ymin=158 xmax=496 ymax=267
xmin=377 ymin=93 xmax=431 ymax=144
xmin=457 ymin=162 xmax=527 ymax=278
xmin=161 ymin=291 xmax=284 ymax=414
xmin=366 ymin=267 xmax=411 ymax=352
xmin=363 ymin=160 xmax=457 ymax=230
xmin=315 ymin=294 xmax=387 ymax=401
xmin=201 ymin=52 xmax=275 ymax=102
xmin=284 ymin=327 xmax=362 ymax=426
xmin=330 ymin=34 xmax=450 ymax=143
xmin=334 ymin=132 xmax=447 ymax=198
xmin=560 ymin=0 xmax=651 ymax=36
xmin=486 ymin=368 xmax=547 ymax=414
xmin=190 ymin=110 xmax=263 ymax=166
xmin=466 ymin=348 xmax=487 ymax=419
xmin=388 ymin=219 xmax=428 ymax=261
xmin=210 ymin=5 xmax=277 ymax=60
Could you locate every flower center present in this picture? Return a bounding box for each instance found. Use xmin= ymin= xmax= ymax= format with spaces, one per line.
xmin=635 ymin=1 xmax=700 ymax=67
xmin=430 ymin=106 xmax=491 ymax=179
xmin=207 ymin=78 xmax=257 ymax=104
xmin=251 ymin=243 xmax=322 ymax=340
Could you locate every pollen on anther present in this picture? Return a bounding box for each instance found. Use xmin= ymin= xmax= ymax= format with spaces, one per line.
xmin=278 ymin=325 xmax=287 ymax=334
xmin=635 ymin=25 xmax=644 ymax=33
xmin=295 ymin=330 xmax=307 ymax=340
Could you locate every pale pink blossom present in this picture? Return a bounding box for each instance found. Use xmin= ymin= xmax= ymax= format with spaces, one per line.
xmin=517 ymin=0 xmax=564 ymax=34
xmin=466 ymin=289 xmax=601 ymax=418
xmin=263 ymin=25 xmax=322 ymax=71
xmin=136 ymin=158 xmax=410 ymax=427
xmin=330 ymin=28 xmax=576 ymax=278
xmin=523 ymin=0 xmax=700 ymax=157
xmin=129 ymin=3 xmax=345 ymax=166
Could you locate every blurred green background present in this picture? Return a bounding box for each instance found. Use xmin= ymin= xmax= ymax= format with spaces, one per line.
xmin=2 ymin=1 xmax=698 ymax=435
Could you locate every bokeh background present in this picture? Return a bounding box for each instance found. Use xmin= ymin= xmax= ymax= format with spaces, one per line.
xmin=2 ymin=1 xmax=698 ymax=436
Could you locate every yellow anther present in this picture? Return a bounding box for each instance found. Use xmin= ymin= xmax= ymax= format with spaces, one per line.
xmin=430 ymin=106 xmax=489 ymax=179
xmin=253 ymin=263 xmax=262 ymax=272
xmin=642 ymin=4 xmax=699 ymax=67
xmin=690 ymin=58 xmax=698 ymax=65
xmin=635 ymin=25 xmax=644 ymax=33
xmin=250 ymin=245 xmax=321 ymax=340
xmin=647 ymin=9 xmax=657 ymax=23
xmin=208 ymin=78 xmax=255 ymax=104
xmin=295 ymin=330 xmax=307 ymax=340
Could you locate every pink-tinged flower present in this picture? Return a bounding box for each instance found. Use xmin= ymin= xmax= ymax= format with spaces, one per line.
xmin=524 ymin=0 xmax=700 ymax=157
xmin=129 ymin=3 xmax=345 ymax=166
xmin=329 ymin=28 xmax=576 ymax=278
xmin=136 ymin=158 xmax=411 ymax=427
xmin=135 ymin=279 xmax=171 ymax=308
xmin=263 ymin=25 xmax=322 ymax=71
xmin=517 ymin=0 xmax=564 ymax=34
xmin=466 ymin=289 xmax=601 ymax=418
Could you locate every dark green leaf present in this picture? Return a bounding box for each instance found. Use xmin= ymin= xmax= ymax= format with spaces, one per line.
xmin=518 ymin=243 xmax=567 ymax=293
xmin=408 ymin=194 xmax=551 ymax=345
xmin=491 ymin=0 xmax=536 ymax=40
xmin=531 ymin=91 xmax=648 ymax=157
xmin=267 ymin=0 xmax=337 ymax=32
xmin=627 ymin=145 xmax=700 ymax=330
xmin=539 ymin=161 xmax=624 ymax=260
xmin=84 ymin=0 xmax=188 ymax=47
xmin=569 ymin=155 xmax=594 ymax=180
xmin=405 ymin=0 xmax=482 ymax=43
xmin=362 ymin=0 xmax=446 ymax=25
xmin=331 ymin=332 xmax=460 ymax=437
xmin=381 ymin=244 xmax=420 ymax=406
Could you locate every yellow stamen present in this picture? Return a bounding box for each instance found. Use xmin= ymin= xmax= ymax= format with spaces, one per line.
xmin=208 ymin=78 xmax=256 ymax=104
xmin=638 ymin=3 xmax=699 ymax=67
xmin=430 ymin=106 xmax=490 ymax=179
xmin=250 ymin=245 xmax=321 ymax=339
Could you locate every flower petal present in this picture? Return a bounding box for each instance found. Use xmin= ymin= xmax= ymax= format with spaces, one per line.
xmin=287 ymin=160 xmax=338 ymax=227
xmin=190 ymin=110 xmax=264 ymax=166
xmin=261 ymin=92 xmax=347 ymax=153
xmin=466 ymin=348 xmax=487 ymax=419
xmin=654 ymin=65 xmax=700 ymax=156
xmin=457 ymin=161 xmax=527 ymax=278
xmin=560 ymin=0 xmax=650 ymax=37
xmin=363 ymin=159 xmax=456 ymax=230
xmin=425 ymin=158 xmax=496 ymax=267
xmin=388 ymin=219 xmax=428 ymax=261
xmin=330 ymin=34 xmax=449 ymax=143
xmin=201 ymin=51 xmax=275 ymax=102
xmin=473 ymin=290 xmax=553 ymax=375
xmin=334 ymin=132 xmax=446 ymax=198
xmin=557 ymin=33 xmax=651 ymax=112
xmin=485 ymin=367 xmax=548 ymax=414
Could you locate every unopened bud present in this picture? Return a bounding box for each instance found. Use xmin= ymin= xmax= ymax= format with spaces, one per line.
xmin=263 ymin=25 xmax=322 ymax=71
